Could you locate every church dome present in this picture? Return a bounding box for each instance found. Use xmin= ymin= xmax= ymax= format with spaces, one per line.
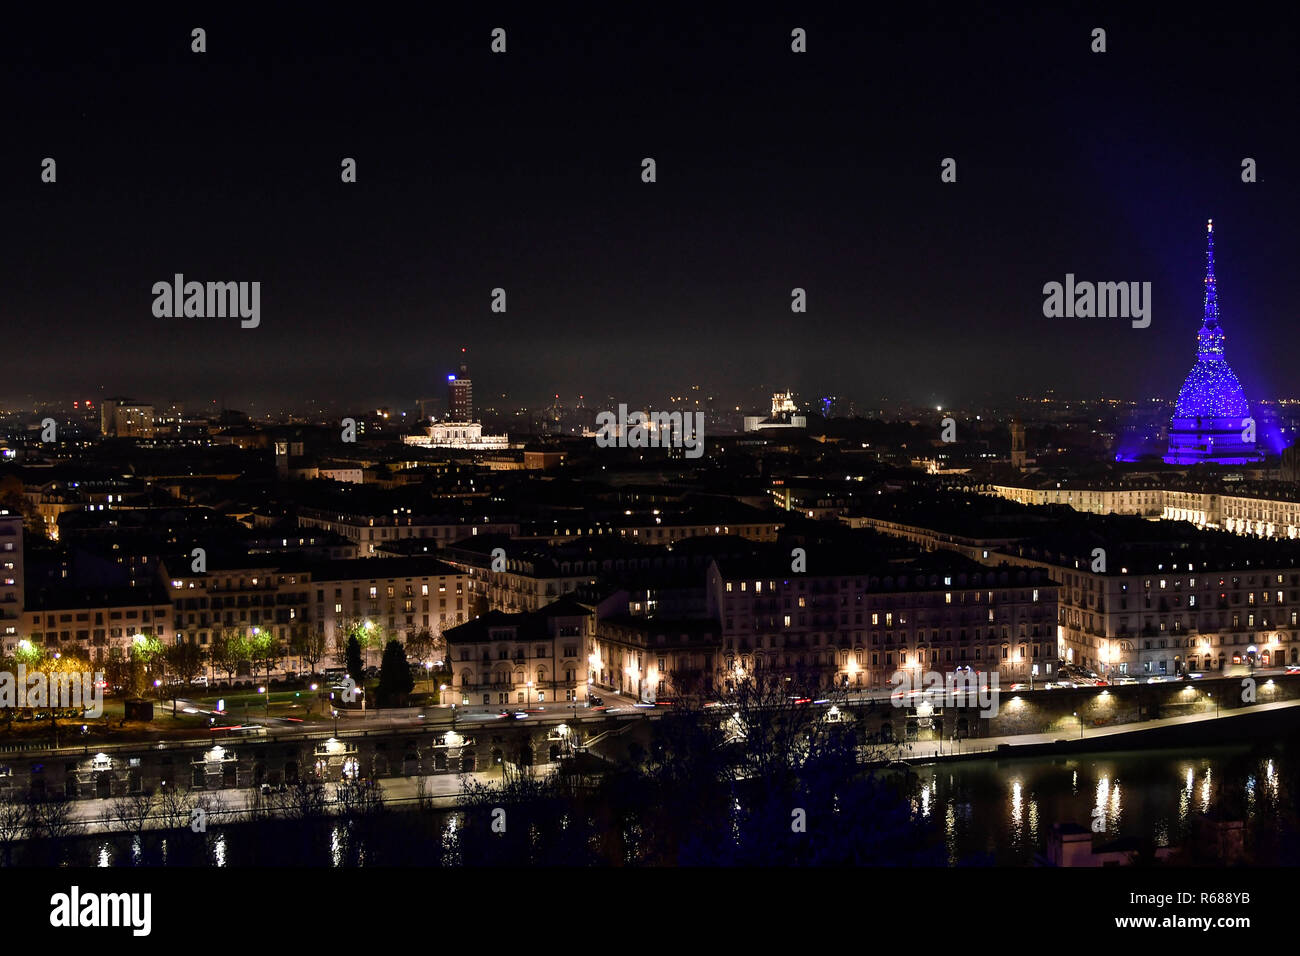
xmin=1173 ymin=357 xmax=1250 ymax=420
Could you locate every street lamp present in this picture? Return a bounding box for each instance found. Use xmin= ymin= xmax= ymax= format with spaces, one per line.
xmin=259 ymin=685 xmax=268 ymax=715
xmin=1074 ymin=711 xmax=1083 ymax=739
xmin=526 ymin=680 xmax=533 ymax=708
xmin=332 ymin=708 xmax=339 ymax=735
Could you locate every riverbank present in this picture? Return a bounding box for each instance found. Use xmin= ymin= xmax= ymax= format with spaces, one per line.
xmin=891 ymin=697 xmax=1300 ymax=766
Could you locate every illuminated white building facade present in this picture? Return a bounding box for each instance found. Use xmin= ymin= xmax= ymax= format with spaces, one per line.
xmin=402 ymin=421 xmax=510 ymax=450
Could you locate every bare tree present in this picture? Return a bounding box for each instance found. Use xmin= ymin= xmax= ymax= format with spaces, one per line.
xmin=165 ymin=642 xmax=206 ymax=688
xmin=405 ymin=628 xmax=435 ymax=668
xmin=25 ymin=795 xmax=83 ymax=865
xmin=0 ymin=793 xmax=29 ymax=864
xmin=414 ymin=773 xmax=432 ymax=813
xmin=156 ymin=786 xmax=200 ymax=831
xmin=271 ymin=776 xmax=329 ymax=822
xmin=100 ymin=791 xmax=157 ymax=841
xmin=292 ymin=627 xmax=328 ymax=677
xmin=336 ymin=778 xmax=384 ymax=819
xmin=720 ymin=666 xmax=860 ymax=786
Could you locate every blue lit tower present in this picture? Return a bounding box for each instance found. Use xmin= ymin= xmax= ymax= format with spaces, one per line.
xmin=1164 ymin=220 xmax=1262 ymax=465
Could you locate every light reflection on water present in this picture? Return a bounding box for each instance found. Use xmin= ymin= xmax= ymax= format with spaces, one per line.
xmin=25 ymin=744 xmax=1296 ymax=866
xmin=1009 ymin=779 xmax=1023 ymax=845
xmin=330 ymin=826 xmax=343 ymax=868
xmin=915 ymin=745 xmax=1283 ymax=864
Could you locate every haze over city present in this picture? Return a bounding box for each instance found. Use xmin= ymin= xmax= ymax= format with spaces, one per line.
xmin=3 ymin=8 xmax=1296 ymax=411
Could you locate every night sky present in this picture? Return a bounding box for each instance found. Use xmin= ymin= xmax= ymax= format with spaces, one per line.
xmin=4 ymin=5 xmax=1297 ymax=412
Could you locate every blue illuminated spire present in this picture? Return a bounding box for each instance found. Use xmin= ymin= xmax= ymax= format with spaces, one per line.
xmin=1161 ymin=218 xmax=1261 ymax=465
xmin=1196 ymin=219 xmax=1224 ymax=360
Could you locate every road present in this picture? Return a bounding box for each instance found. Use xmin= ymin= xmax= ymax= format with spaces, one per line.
xmin=9 ymin=668 xmax=1296 ymax=756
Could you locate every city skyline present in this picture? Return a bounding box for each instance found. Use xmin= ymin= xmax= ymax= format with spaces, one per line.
xmin=6 ymin=4 xmax=1300 ymax=904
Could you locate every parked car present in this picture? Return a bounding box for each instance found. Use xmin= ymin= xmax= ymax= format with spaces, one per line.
xmin=588 ymin=695 xmax=604 ymax=706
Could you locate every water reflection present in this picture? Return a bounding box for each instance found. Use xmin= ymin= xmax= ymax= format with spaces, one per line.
xmin=4 ymin=743 xmax=1293 ymax=866
xmin=917 ymin=745 xmax=1286 ymax=864
xmin=1009 ymin=779 xmax=1023 ymax=845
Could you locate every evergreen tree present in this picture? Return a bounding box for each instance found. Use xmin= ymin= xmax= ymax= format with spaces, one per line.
xmin=377 ymin=640 xmax=414 ymax=707
xmin=345 ymin=635 xmax=365 ymax=687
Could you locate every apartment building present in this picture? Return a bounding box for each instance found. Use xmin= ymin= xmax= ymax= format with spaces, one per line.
xmin=19 ymin=582 xmax=172 ymax=663
xmin=445 ymin=597 xmax=592 ymax=708
xmin=297 ymin=507 xmax=519 ymax=555
xmin=163 ymin=558 xmax=312 ymax=661
xmin=0 ymin=514 xmax=21 ymax=647
xmin=591 ymin=616 xmax=719 ymax=701
xmin=309 ymin=556 xmax=468 ymax=646
xmin=706 ymin=552 xmax=1059 ymax=691
xmin=1001 ymin=543 xmax=1300 ymax=677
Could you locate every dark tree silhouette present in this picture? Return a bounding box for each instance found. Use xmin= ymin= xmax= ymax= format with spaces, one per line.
xmin=345 ymin=636 xmax=365 ymax=687
xmin=377 ymin=640 xmax=414 ymax=707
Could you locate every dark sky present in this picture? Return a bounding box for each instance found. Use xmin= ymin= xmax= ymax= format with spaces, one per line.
xmin=4 ymin=5 xmax=1298 ymax=413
